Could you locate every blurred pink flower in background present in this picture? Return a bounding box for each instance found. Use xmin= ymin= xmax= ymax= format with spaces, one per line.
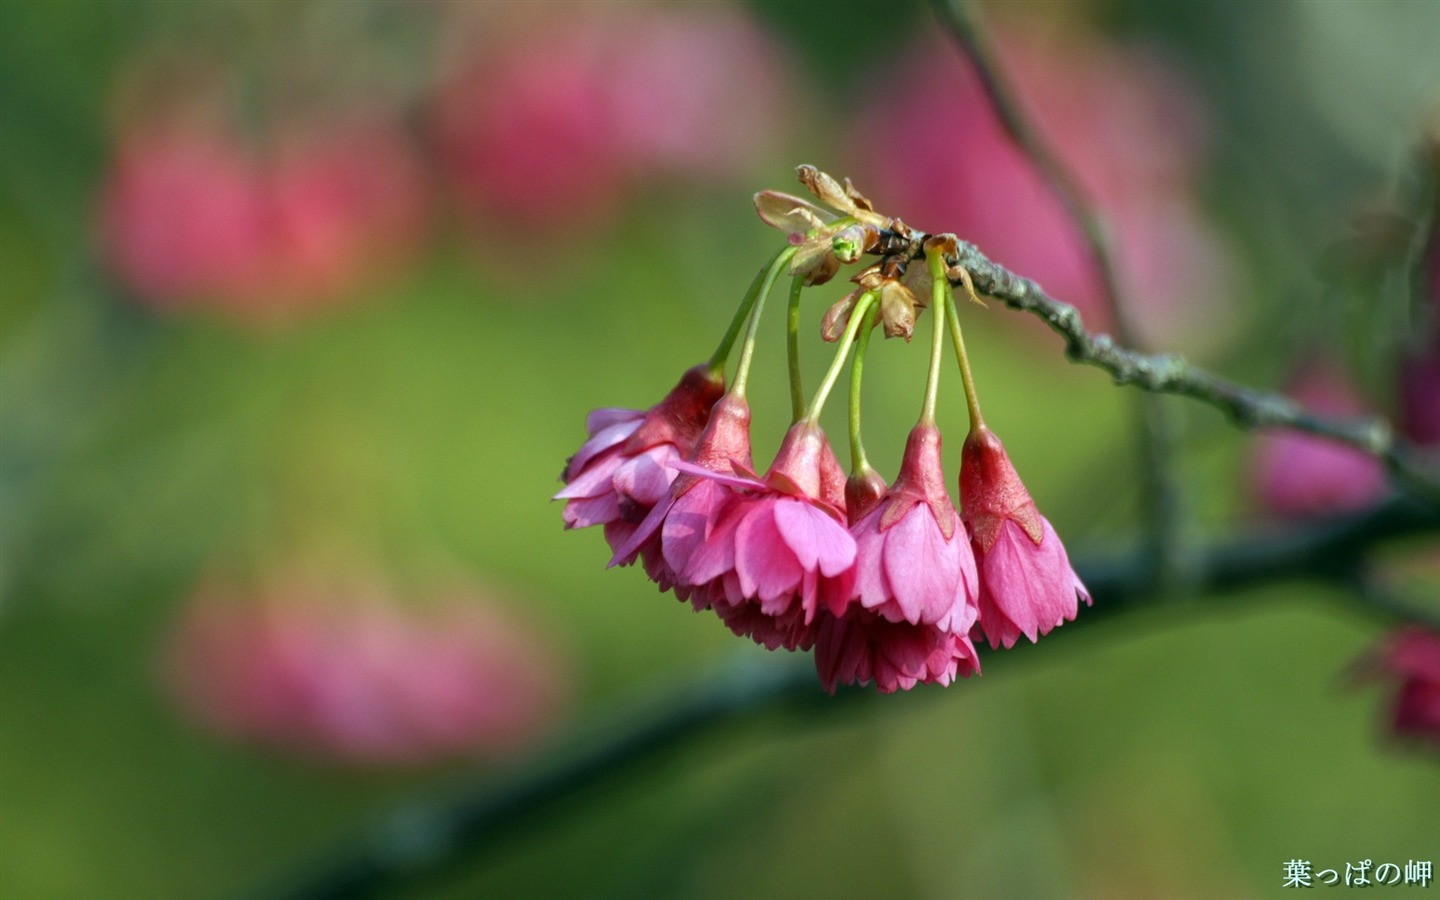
xmin=1360 ymin=628 xmax=1440 ymax=748
xmin=431 ymin=2 xmax=793 ymax=230
xmin=1400 ymin=348 xmax=1440 ymax=446
xmin=259 ymin=118 xmax=430 ymax=312
xmin=851 ymin=22 xmax=1230 ymax=344
xmin=164 ymin=578 xmax=569 ymax=766
xmin=98 ymin=124 xmax=272 ymax=306
xmin=1252 ymin=361 xmax=1388 ymax=518
xmin=98 ymin=112 xmax=429 ymax=322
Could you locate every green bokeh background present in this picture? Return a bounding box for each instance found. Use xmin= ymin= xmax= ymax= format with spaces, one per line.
xmin=1 ymin=1 xmax=1437 ymax=897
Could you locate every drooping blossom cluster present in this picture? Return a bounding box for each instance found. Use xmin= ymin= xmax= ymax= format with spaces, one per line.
xmin=164 ymin=576 xmax=568 ymax=765
xmin=557 ymin=167 xmax=1090 ymax=693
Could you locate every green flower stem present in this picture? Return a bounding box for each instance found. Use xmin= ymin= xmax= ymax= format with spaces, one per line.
xmin=730 ymin=246 xmax=797 ymax=398
xmin=786 ymin=275 xmax=806 ymax=421
xmin=920 ymin=260 xmax=948 ymax=425
xmin=708 ymin=245 xmax=793 ymax=377
xmin=936 ymin=257 xmax=986 ymax=430
xmin=848 ymin=303 xmax=880 ymax=473
xmin=804 ymin=292 xmax=877 ymax=423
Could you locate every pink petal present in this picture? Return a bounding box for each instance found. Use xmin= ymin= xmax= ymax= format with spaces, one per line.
xmin=851 ymin=515 xmax=890 ymax=615
xmin=662 ymin=480 xmax=730 ymax=577
xmin=553 ymin=448 xmax=625 ymax=500
xmin=772 ymin=501 xmax=856 ymax=577
xmin=562 ymin=492 xmax=621 ymax=529
xmin=609 ymin=490 xmax=675 ymax=567
xmin=567 ymin=418 xmax=641 ymax=476
xmin=614 ymin=446 xmax=677 ymax=507
xmin=683 ymin=498 xmax=747 ymax=585
xmin=667 ymin=459 xmax=766 ymax=491
xmin=734 ymin=503 xmax=802 ymax=602
xmin=977 ymin=519 xmax=1081 ymax=648
xmin=882 ymin=507 xmax=961 ymax=625
xmin=585 ymin=407 xmax=644 ymax=435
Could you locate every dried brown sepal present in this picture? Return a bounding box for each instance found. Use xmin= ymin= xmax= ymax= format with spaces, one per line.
xmin=820 ymin=290 xmax=862 ymax=342
xmin=753 ymin=190 xmax=834 ymax=235
xmin=788 ymin=237 xmax=841 ymax=286
xmin=904 ymin=260 xmax=933 ymax=303
xmin=879 ymin=280 xmax=919 ymax=341
xmin=922 ymin=233 xmax=960 ymax=258
xmin=949 ymin=264 xmax=988 ymax=307
xmin=878 ymin=255 xmax=907 ymax=282
xmin=842 ymin=178 xmax=876 ymax=214
xmin=795 ymin=165 xmax=890 ymax=229
xmin=797 ymin=165 xmax=855 ymax=214
xmin=803 ymin=254 xmax=841 ymax=287
xmin=850 ymin=264 xmax=884 ymax=292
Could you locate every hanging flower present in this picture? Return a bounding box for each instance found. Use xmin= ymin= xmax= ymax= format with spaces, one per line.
xmin=823 ymin=424 xmax=977 ymax=631
xmin=556 ymin=365 xmax=726 ymax=555
xmin=665 ymin=420 xmax=854 ymax=649
xmin=961 ymin=424 xmax=1090 ymax=649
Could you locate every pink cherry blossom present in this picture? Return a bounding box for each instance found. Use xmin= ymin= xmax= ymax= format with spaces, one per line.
xmin=609 ymin=391 xmax=757 ymax=594
xmin=164 ymin=579 xmax=568 ymax=765
xmin=823 ymin=424 xmax=978 ymax=633
xmin=556 ymin=365 xmax=726 ymax=556
xmin=961 ymin=424 xmax=1090 ymax=649
xmin=813 ymin=608 xmax=980 ymax=695
xmin=1252 ymin=362 xmax=1388 ymax=518
xmin=664 ymin=420 xmax=854 ymax=650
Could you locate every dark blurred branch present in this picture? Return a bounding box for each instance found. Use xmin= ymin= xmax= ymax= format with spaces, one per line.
xmin=260 ymin=494 xmax=1440 ymax=900
xmin=928 ymin=0 xmax=1186 ymax=588
xmin=250 ymin=654 xmax=844 ymax=900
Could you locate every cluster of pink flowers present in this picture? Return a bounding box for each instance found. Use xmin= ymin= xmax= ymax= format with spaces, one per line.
xmin=559 ymin=368 xmax=1089 ymax=693
xmin=557 ymin=168 xmax=1090 ymax=693
xmin=164 ymin=577 xmax=568 ymax=765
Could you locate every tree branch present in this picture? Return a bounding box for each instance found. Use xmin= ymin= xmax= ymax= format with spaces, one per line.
xmin=257 ymin=494 xmax=1440 ymax=900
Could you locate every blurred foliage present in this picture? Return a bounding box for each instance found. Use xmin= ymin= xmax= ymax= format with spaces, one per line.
xmin=1 ymin=1 xmax=1439 ymax=898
